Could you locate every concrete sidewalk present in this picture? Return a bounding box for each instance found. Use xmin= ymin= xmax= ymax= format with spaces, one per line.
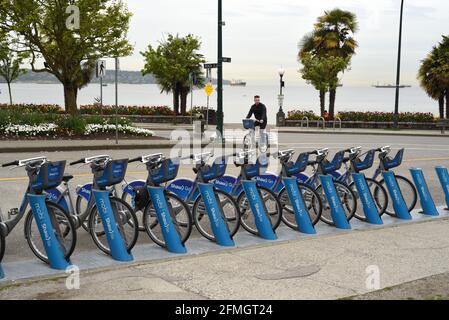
xmin=2 ymin=216 xmax=449 ymax=300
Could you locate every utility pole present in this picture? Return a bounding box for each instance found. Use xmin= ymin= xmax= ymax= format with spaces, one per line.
xmin=217 ymin=0 xmax=224 ymax=138
xmin=115 ymin=57 xmax=119 ymax=144
xmin=393 ymin=0 xmax=405 ymax=128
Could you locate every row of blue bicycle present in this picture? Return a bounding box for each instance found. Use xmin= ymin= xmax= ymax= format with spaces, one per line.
xmin=1 ymin=144 xmax=447 ymax=272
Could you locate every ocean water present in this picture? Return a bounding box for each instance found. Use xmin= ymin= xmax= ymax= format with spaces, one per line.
xmin=0 ymin=83 xmax=436 ymax=124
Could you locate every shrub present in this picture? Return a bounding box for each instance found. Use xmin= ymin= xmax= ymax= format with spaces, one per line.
xmin=337 ymin=111 xmax=435 ymax=123
xmin=56 ymin=116 xmax=87 ymax=135
xmin=0 ymin=103 xmax=63 ymax=114
xmin=80 ymin=105 xmax=176 ymax=116
xmin=287 ymin=110 xmax=320 ymax=120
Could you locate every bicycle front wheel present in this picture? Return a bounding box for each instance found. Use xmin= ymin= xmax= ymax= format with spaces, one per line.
xmin=315 ymin=181 xmax=357 ymax=226
xmin=192 ymin=189 xmax=241 ymax=242
xmin=88 ymin=197 xmax=139 ymax=255
xmin=0 ymin=231 xmax=5 ymax=263
xmin=378 ymin=175 xmax=417 ymax=217
xmin=278 ymin=182 xmax=322 ymax=229
xmin=350 ymin=178 xmax=388 ymax=221
xmin=237 ymin=186 xmax=282 ymax=235
xmin=25 ymin=201 xmax=77 ymax=264
xmin=143 ymin=192 xmax=193 ymax=248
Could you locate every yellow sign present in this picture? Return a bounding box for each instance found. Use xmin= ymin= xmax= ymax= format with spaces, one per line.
xmin=204 ymin=83 xmax=214 ymax=97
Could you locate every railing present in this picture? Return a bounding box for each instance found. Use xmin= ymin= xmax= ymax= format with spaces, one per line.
xmin=333 ymin=117 xmax=342 ymax=130
xmin=317 ymin=117 xmax=326 ymax=130
xmin=301 ymin=117 xmax=309 ymax=129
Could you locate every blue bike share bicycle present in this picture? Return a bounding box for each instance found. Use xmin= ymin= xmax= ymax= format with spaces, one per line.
xmin=210 ymin=150 xmax=282 ymax=235
xmin=69 ymin=155 xmax=139 ymax=255
xmin=122 ymin=153 xmax=193 ymax=248
xmin=247 ymin=149 xmax=323 ymax=229
xmin=331 ymin=147 xmax=389 ymax=221
xmin=0 ymin=157 xmax=76 ymax=264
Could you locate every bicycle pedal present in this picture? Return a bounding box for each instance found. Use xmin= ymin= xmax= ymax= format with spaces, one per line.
xmin=8 ymin=208 xmax=19 ymax=218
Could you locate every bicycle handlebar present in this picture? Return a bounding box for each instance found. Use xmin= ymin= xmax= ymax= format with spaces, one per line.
xmin=2 ymin=160 xmax=20 ymax=168
xmin=70 ymin=159 xmax=85 ymax=166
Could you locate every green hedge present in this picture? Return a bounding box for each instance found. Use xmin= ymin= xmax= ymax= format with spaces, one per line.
xmin=286 ymin=109 xmax=436 ymax=123
xmin=287 ymin=110 xmax=321 ymax=121
xmin=337 ymin=111 xmax=435 ymax=123
xmin=80 ymin=105 xmax=175 ymax=116
xmin=0 ymin=103 xmax=63 ymax=114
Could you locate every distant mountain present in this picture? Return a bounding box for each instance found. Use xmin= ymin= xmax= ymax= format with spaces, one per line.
xmin=1 ymin=69 xmax=230 ymax=85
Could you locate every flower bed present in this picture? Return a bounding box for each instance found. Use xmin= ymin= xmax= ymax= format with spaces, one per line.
xmin=85 ymin=124 xmax=154 ymax=137
xmin=0 ymin=103 xmax=63 ymax=114
xmin=286 ymin=109 xmax=436 ymax=123
xmin=80 ymin=105 xmax=175 ymax=116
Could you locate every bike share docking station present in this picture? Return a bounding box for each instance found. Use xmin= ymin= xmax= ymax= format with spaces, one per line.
xmin=92 ymin=190 xmax=134 ymax=262
xmin=351 ymin=173 xmax=384 ymax=225
xmin=147 ymin=186 xmax=187 ymax=254
xmin=28 ymin=194 xmax=73 ymax=270
xmin=436 ymin=166 xmax=449 ymax=210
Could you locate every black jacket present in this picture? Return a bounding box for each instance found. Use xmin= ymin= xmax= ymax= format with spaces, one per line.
xmin=246 ymin=103 xmax=267 ymax=125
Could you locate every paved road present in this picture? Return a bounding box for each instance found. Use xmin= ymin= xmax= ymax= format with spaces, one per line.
xmin=0 ymin=132 xmax=448 ymax=263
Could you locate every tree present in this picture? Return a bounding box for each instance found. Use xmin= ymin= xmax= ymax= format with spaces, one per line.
xmin=418 ymin=36 xmax=449 ymax=119
xmin=0 ymin=33 xmax=27 ymax=105
xmin=299 ymin=9 xmax=358 ymax=119
xmin=0 ymin=0 xmax=133 ymax=115
xmin=299 ymin=49 xmax=349 ymax=117
xmin=141 ymin=34 xmax=205 ymax=115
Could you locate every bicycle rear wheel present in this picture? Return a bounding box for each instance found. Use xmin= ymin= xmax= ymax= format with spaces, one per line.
xmin=315 ymin=181 xmax=357 ymax=226
xmin=88 ymin=197 xmax=139 ymax=255
xmin=25 ymin=201 xmax=77 ymax=264
xmin=122 ymin=191 xmax=146 ymax=232
xmin=193 ymin=189 xmax=241 ymax=242
xmin=237 ymin=186 xmax=282 ymax=235
xmin=378 ymin=175 xmax=417 ymax=217
xmin=350 ymin=178 xmax=388 ymax=221
xmin=278 ymin=182 xmax=322 ymax=230
xmin=143 ymin=192 xmax=193 ymax=248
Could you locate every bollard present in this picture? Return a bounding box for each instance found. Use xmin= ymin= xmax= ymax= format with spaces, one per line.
xmin=381 ymin=171 xmax=412 ymax=220
xmin=282 ymin=177 xmax=316 ymax=234
xmin=28 ymin=194 xmax=72 ymax=270
xmin=147 ymin=187 xmax=187 ymax=254
xmin=198 ymin=183 xmax=235 ymax=247
xmin=319 ymin=176 xmax=352 ymax=229
xmin=241 ymin=181 xmax=277 ymax=240
xmin=410 ymin=168 xmax=439 ymax=216
xmin=92 ymin=190 xmax=134 ymax=262
xmin=351 ymin=174 xmax=383 ymax=225
xmin=435 ymin=166 xmax=449 ymax=210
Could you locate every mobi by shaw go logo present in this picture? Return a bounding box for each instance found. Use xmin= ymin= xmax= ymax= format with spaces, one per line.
xmin=204 ymin=190 xmax=220 ymax=228
xmin=154 ymin=193 xmax=171 ymax=234
xmin=33 ymin=202 xmax=53 ymax=246
xmin=99 ymin=198 xmax=115 ymax=240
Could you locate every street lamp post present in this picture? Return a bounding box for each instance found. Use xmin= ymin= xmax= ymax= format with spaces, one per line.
xmin=393 ymin=0 xmax=405 ymax=129
xmin=276 ymin=67 xmax=286 ymax=127
xmin=217 ymin=0 xmax=224 ymax=139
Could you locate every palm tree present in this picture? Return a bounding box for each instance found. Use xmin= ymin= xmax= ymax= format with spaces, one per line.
xmin=299 ymin=9 xmax=358 ymax=119
xmin=418 ymin=36 xmax=449 ymax=119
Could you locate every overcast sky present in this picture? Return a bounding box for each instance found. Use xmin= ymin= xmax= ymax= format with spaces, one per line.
xmin=118 ymin=0 xmax=448 ymax=86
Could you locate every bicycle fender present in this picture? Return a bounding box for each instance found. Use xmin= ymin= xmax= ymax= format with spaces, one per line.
xmin=166 ymin=179 xmax=195 ymax=202
xmin=254 ymin=173 xmax=278 ymax=190
xmin=45 ymin=188 xmax=69 ymax=213
xmin=122 ymin=180 xmax=146 ymax=195
xmin=214 ymin=175 xmax=238 ymax=195
xmin=76 ymin=183 xmax=93 ymax=201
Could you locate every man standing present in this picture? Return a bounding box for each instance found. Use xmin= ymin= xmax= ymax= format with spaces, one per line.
xmin=246 ymin=95 xmax=267 ymax=130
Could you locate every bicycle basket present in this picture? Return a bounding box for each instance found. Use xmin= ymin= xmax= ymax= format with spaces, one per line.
xmin=285 ymin=153 xmax=309 ymax=176
xmin=243 ymin=119 xmax=255 ymax=130
xmin=95 ymin=159 xmax=128 ymax=188
xmin=31 ymin=161 xmax=66 ymax=192
xmin=200 ymin=156 xmax=228 ymax=182
xmin=383 ymin=149 xmax=404 ymax=170
xmin=149 ymin=159 xmax=180 ymax=184
xmin=321 ymin=151 xmax=345 ymax=174
xmin=243 ymin=156 xmax=269 ymax=179
xmin=353 ymin=149 xmax=376 ymax=172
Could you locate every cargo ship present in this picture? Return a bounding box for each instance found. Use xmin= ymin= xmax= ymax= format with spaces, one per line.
xmin=229 ymin=79 xmax=247 ymax=87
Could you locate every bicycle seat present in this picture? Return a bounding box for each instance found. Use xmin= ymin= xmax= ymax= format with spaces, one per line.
xmin=62 ymin=174 xmax=74 ymax=182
